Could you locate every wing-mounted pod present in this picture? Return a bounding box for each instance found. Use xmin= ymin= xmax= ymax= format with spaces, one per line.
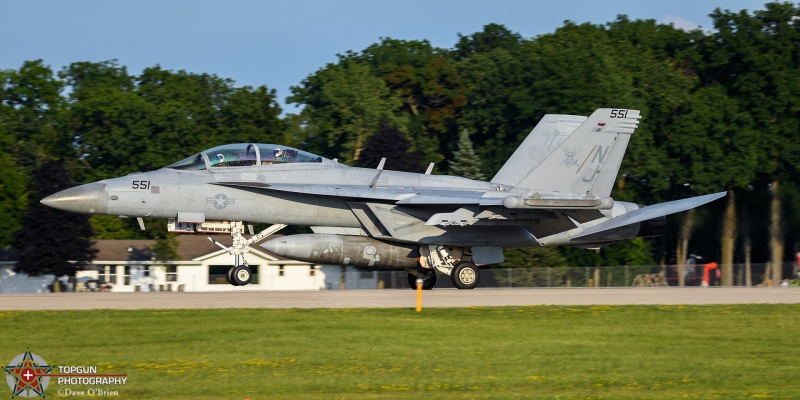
xmin=502 ymin=195 xmax=614 ymax=210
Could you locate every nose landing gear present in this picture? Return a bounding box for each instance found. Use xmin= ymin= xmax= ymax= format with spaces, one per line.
xmin=209 ymin=222 xmax=286 ymax=286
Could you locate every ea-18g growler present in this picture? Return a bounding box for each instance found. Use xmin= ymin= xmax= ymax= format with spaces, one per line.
xmin=42 ymin=108 xmax=724 ymax=289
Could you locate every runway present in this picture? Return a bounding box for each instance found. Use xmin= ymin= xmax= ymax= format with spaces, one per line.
xmin=1 ymin=287 xmax=798 ymax=310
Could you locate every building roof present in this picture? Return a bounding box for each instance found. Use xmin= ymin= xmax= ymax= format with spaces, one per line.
xmin=1 ymin=234 xmax=288 ymax=263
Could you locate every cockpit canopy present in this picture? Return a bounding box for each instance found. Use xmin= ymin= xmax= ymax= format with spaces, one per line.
xmin=166 ymin=144 xmax=328 ymax=170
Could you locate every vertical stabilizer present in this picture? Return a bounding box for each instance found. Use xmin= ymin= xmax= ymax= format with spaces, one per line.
xmin=513 ymin=108 xmax=640 ymax=196
xmin=491 ymin=114 xmax=586 ymax=186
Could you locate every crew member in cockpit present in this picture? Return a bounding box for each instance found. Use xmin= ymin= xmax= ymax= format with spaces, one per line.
xmin=261 ymin=148 xmax=286 ymax=165
xmin=214 ymin=153 xmax=226 ymax=167
xmin=272 ymin=148 xmax=284 ymax=163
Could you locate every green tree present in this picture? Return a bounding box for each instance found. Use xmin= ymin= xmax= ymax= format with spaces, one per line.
xmin=687 ymin=2 xmax=800 ymax=284
xmin=60 ymin=60 xmax=148 ymax=180
xmin=352 ymin=38 xmax=466 ymax=166
xmin=59 ymin=61 xmax=285 ymax=239
xmin=1 ymin=61 xmax=70 ymax=247
xmin=62 ymin=61 xmax=286 ymax=181
xmin=152 ymin=234 xmax=179 ymax=263
xmin=449 ymin=129 xmax=485 ymax=180
xmin=668 ymin=86 xmax=758 ymax=284
xmin=288 ymin=61 xmax=403 ymax=163
xmin=499 ymin=246 xmax=569 ymax=269
xmin=2 ymin=60 xmax=69 ymax=167
xmin=455 ymin=26 xmax=532 ymax=176
xmin=219 ymin=84 xmax=285 ymax=143
xmin=562 ymin=239 xmax=655 ymax=268
xmin=454 ymin=23 xmax=524 ymax=58
xmin=12 ymin=160 xmax=96 ymax=278
xmin=354 ymin=120 xmax=423 ymax=172
xmin=137 ymin=66 xmax=284 ymax=158
xmin=89 ymin=215 xmax=147 ymax=240
xmin=0 ymin=115 xmax=28 ymax=247
xmin=494 ymin=247 xmax=570 ymax=287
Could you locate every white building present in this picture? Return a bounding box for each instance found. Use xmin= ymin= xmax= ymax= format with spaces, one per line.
xmin=0 ymin=235 xmax=379 ymax=292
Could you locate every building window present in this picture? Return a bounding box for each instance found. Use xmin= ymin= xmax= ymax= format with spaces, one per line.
xmin=108 ymin=266 xmax=117 ymax=284
xmin=309 ymin=265 xmax=315 ymax=276
xmin=208 ymin=265 xmax=259 ymax=284
xmin=279 ymin=265 xmax=285 ymax=277
xmin=99 ymin=265 xmax=117 ymax=285
xmin=166 ymin=265 xmax=177 ymax=282
xmin=124 ymin=266 xmax=131 ymax=285
xmin=360 ymin=271 xmax=374 ymax=279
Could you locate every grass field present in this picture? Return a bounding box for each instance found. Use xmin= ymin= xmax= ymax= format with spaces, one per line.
xmin=1 ymin=305 xmax=798 ymax=399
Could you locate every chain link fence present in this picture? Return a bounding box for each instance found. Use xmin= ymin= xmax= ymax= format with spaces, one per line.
xmin=370 ymin=262 xmax=797 ymax=289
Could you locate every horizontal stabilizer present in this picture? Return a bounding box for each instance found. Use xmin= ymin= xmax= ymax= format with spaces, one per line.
xmin=572 ymin=192 xmax=726 ymax=239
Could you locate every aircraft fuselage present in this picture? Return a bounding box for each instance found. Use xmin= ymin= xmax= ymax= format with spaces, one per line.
xmin=48 ymin=163 xmax=547 ymax=247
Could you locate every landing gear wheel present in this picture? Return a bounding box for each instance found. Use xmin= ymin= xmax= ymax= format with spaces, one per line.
xmin=227 ymin=266 xmax=239 ymax=286
xmin=231 ymin=265 xmax=252 ymax=286
xmin=407 ymin=271 xmax=437 ymax=290
xmin=451 ymin=261 xmax=479 ymax=289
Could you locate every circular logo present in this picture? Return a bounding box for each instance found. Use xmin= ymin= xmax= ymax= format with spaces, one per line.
xmin=4 ymin=350 xmax=52 ymax=398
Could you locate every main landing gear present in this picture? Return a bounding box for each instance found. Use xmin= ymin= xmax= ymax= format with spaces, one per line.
xmin=209 ymin=222 xmax=286 ymax=286
xmin=450 ymin=261 xmax=480 ymax=290
xmin=407 ymin=245 xmax=481 ymax=290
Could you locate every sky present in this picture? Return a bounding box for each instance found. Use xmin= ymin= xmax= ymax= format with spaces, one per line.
xmin=2 ymin=0 xmax=768 ymax=112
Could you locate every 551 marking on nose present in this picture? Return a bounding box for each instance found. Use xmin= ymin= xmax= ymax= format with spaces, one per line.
xmin=131 ymin=180 xmax=150 ymax=190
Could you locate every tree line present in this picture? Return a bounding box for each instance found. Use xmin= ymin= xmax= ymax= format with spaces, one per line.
xmin=2 ymin=2 xmax=799 ymax=284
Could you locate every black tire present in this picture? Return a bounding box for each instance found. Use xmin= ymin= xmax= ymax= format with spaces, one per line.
xmin=407 ymin=271 xmax=437 ymax=290
xmin=227 ymin=266 xmax=239 ymax=286
xmin=450 ymin=261 xmax=479 ymax=289
xmin=231 ymin=265 xmax=252 ymax=286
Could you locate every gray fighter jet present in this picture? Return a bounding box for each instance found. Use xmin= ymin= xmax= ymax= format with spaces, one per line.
xmin=41 ymin=108 xmax=724 ymax=289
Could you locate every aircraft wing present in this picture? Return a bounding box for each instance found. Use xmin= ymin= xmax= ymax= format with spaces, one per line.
xmin=571 ymin=191 xmax=727 ymax=239
xmin=215 ymin=182 xmax=618 ymax=208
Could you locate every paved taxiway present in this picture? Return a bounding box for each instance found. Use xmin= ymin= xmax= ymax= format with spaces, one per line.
xmin=1 ymin=287 xmax=798 ymax=310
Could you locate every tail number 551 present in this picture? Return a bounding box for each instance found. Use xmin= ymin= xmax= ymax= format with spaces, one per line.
xmin=610 ymin=109 xmax=629 ymax=118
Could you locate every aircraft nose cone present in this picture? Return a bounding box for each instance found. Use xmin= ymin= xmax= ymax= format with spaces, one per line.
xmin=40 ymin=182 xmax=108 ymax=214
xmin=260 ymin=237 xmax=286 ymax=257
xmin=261 ymin=236 xmax=314 ymax=259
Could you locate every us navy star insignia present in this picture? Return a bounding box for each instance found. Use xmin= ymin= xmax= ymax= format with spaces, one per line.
xmin=207 ymin=193 xmax=235 ymax=209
